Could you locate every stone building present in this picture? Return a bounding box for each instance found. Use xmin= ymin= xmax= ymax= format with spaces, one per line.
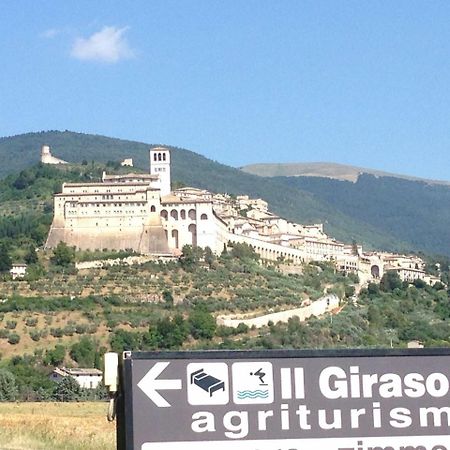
xmin=40 ymin=145 xmax=68 ymax=165
xmin=50 ymin=367 xmax=103 ymax=389
xmin=46 ymin=147 xmax=228 ymax=255
xmin=45 ymin=145 xmax=435 ymax=285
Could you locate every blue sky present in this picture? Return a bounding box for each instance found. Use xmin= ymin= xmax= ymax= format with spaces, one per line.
xmin=1 ymin=1 xmax=449 ymax=180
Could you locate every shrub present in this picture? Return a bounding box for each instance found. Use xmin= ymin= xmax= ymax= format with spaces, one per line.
xmin=25 ymin=317 xmax=38 ymax=327
xmin=29 ymin=330 xmax=41 ymax=342
xmin=5 ymin=321 xmax=17 ymax=330
xmin=50 ymin=328 xmax=64 ymax=338
xmin=44 ymin=315 xmax=53 ymax=325
xmin=75 ymin=323 xmax=88 ymax=334
xmin=7 ymin=333 xmax=20 ymax=345
xmin=63 ymin=324 xmax=76 ymax=336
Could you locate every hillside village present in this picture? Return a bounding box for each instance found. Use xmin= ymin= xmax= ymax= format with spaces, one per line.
xmin=43 ymin=144 xmax=440 ymax=288
xmin=0 ymin=142 xmax=448 ymax=409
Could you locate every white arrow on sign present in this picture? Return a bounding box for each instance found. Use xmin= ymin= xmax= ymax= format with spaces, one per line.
xmin=137 ymin=362 xmax=182 ymax=407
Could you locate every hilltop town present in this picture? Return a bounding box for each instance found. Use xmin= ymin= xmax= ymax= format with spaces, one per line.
xmin=0 ymin=141 xmax=448 ymax=412
xmin=43 ymin=144 xmax=440 ymax=288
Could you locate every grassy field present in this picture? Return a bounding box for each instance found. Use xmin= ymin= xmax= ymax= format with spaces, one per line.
xmin=0 ymin=402 xmax=115 ymax=450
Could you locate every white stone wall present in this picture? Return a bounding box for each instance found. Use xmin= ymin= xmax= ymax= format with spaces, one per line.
xmin=227 ymin=233 xmax=308 ymax=265
xmin=218 ymin=294 xmax=340 ymax=328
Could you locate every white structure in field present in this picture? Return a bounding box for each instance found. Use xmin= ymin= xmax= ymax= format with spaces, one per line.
xmin=50 ymin=367 xmax=103 ymax=389
xmin=45 ymin=146 xmax=434 ymax=284
xmin=10 ymin=264 xmax=27 ymax=280
xmin=40 ymin=145 xmax=68 ymax=165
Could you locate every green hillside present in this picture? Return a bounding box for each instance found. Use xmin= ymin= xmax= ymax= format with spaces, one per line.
xmin=0 ymin=131 xmax=406 ymax=252
xmin=273 ymin=174 xmax=450 ymax=257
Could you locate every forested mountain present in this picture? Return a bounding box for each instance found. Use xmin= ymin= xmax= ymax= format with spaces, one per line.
xmin=273 ymin=174 xmax=450 ymax=256
xmin=0 ymin=130 xmax=449 ymax=255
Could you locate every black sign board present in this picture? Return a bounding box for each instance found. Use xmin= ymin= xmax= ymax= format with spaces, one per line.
xmin=116 ymin=348 xmax=450 ymax=450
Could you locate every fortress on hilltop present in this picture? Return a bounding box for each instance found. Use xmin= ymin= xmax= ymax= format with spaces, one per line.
xmin=40 ymin=145 xmax=68 ymax=165
xmin=45 ymin=147 xmax=440 ymax=285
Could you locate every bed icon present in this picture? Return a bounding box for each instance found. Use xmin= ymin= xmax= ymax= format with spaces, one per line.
xmin=190 ymin=368 xmax=225 ymax=397
xmin=187 ymin=363 xmax=229 ymax=405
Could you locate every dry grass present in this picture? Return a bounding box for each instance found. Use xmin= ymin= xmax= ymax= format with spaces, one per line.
xmin=0 ymin=402 xmax=115 ymax=450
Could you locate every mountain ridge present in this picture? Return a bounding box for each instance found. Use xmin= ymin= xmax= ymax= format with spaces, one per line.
xmin=241 ymin=162 xmax=450 ymax=186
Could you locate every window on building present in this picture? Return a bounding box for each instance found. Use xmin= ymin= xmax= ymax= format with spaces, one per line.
xmin=150 ymin=205 xmax=156 ymax=212
xmin=200 ymin=214 xmax=208 ymax=220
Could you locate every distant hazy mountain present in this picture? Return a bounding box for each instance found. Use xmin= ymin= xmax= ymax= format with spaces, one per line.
xmin=241 ymin=162 xmax=450 ymax=186
xmin=1 ymin=130 xmax=449 ymax=256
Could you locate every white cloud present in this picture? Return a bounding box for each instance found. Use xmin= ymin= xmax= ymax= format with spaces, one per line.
xmin=71 ymin=26 xmax=134 ymax=63
xmin=40 ymin=28 xmax=61 ymax=39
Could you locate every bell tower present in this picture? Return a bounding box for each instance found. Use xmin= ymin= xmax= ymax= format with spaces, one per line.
xmin=150 ymin=147 xmax=171 ymax=196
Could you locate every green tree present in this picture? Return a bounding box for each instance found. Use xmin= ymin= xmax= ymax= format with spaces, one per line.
xmin=367 ymin=305 xmax=382 ymax=327
xmin=204 ymin=246 xmax=216 ymax=268
xmin=70 ymin=337 xmax=97 ymax=367
xmin=110 ymin=330 xmax=141 ymax=353
xmin=344 ymin=285 xmax=356 ymax=298
xmin=52 ymin=376 xmax=81 ymax=402
xmin=12 ymin=170 xmax=35 ymax=190
xmin=7 ymin=356 xmax=55 ymax=401
xmin=380 ymin=271 xmax=402 ymax=292
xmin=230 ymin=242 xmax=259 ymax=261
xmin=180 ymin=245 xmax=204 ymax=271
xmin=148 ymin=315 xmax=189 ymax=349
xmin=51 ymin=242 xmax=75 ymax=267
xmin=44 ymin=345 xmax=66 ymax=366
xmin=24 ymin=244 xmax=38 ymax=264
xmin=189 ymin=304 xmax=216 ymax=340
xmin=413 ymin=278 xmax=427 ymax=289
xmin=162 ymin=290 xmax=174 ymax=307
xmin=0 ymin=369 xmax=18 ymax=401
xmin=366 ymin=282 xmax=380 ymax=296
xmin=0 ymin=244 xmax=12 ymax=273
